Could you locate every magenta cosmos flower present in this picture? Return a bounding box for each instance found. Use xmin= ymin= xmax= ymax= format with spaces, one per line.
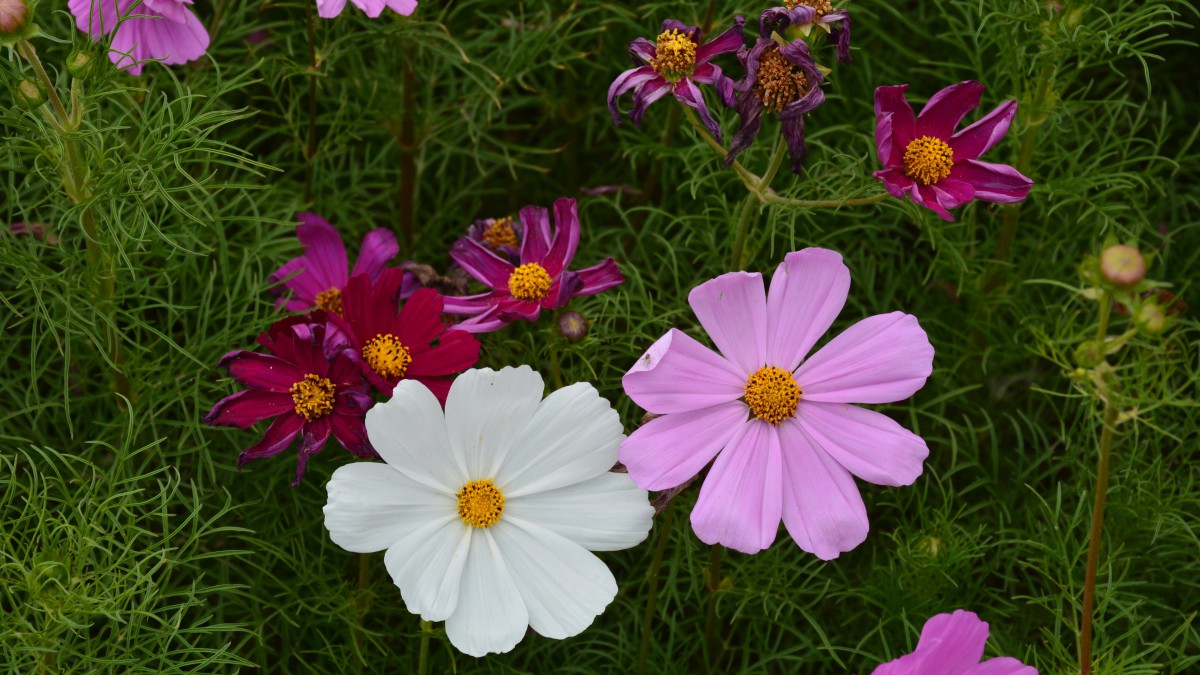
xmin=608 ymin=17 xmax=744 ymax=141
xmin=204 ymin=314 xmax=374 ymax=486
xmin=269 ymin=212 xmax=400 ymax=315
xmin=620 ymin=248 xmax=933 ymax=558
xmin=316 ymin=0 xmax=415 ymax=19
xmin=874 ymin=81 xmax=1033 ymax=222
xmin=68 ymin=0 xmax=210 ymax=76
xmin=332 ymin=269 xmax=480 ymax=401
xmin=760 ymin=0 xmax=852 ymax=64
xmin=442 ymin=198 xmax=624 ymax=334
xmin=872 ymin=610 xmax=1037 ymax=675
xmin=726 ymin=37 xmax=825 ymax=174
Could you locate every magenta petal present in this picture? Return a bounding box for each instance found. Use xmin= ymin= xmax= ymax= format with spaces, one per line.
xmin=765 ymin=248 xmax=850 ymax=371
xmin=950 ymin=100 xmax=1017 ymax=160
xmin=874 ymin=167 xmax=914 ymax=200
xmin=295 ymin=212 xmax=350 ymax=289
xmin=674 ymin=78 xmax=724 ymax=142
xmin=949 ymin=160 xmax=1033 ymax=204
xmin=933 ymin=178 xmax=976 ymax=209
xmin=630 ymin=79 xmax=673 ymax=126
xmin=350 ymin=228 xmax=400 ymax=280
xmin=450 ymin=237 xmax=515 ymax=289
xmin=541 ymin=198 xmax=580 ymax=277
xmin=519 ymin=204 xmax=552 ymax=263
xmin=796 ymin=402 xmax=928 ymax=486
xmin=966 ymin=659 xmax=1039 ymax=675
xmin=441 ymin=290 xmax=497 ymax=317
xmin=874 ymin=85 xmax=916 ymax=167
xmin=689 ymin=271 xmax=769 ymax=374
xmin=607 ymin=65 xmax=660 ymax=126
xmin=449 ymin=306 xmax=510 ymax=334
xmin=690 ymin=421 xmax=782 ymax=554
xmin=872 ymin=610 xmax=990 ymax=675
xmin=204 ymin=390 xmax=294 ymax=428
xmin=623 ymin=329 xmax=746 ymax=414
xmin=915 ymin=80 xmax=984 ymax=139
xmin=575 ymin=258 xmax=624 ymax=295
xmin=695 ymin=15 xmax=745 ymax=63
xmin=795 ymin=312 xmax=934 ymax=404
xmin=628 ymin=37 xmax=656 ymax=63
xmin=218 ymin=351 xmax=305 ymax=392
xmin=238 ymin=414 xmax=304 ymax=466
xmin=916 ymin=184 xmax=956 ymax=221
xmin=778 ymin=420 xmax=868 ymax=560
xmin=619 ymin=402 xmax=748 ymax=491
xmin=293 ymin=416 xmax=332 ymax=486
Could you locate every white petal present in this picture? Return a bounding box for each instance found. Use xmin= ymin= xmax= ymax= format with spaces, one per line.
xmin=383 ymin=516 xmax=471 ymax=622
xmin=505 ymin=472 xmax=653 ymax=551
xmin=444 ymin=366 xmax=545 ymax=479
xmin=323 ymin=462 xmax=453 ymax=553
xmin=366 ymin=379 xmax=464 ymax=492
xmin=497 ymin=382 xmax=623 ymax=498
xmin=492 ymin=518 xmax=618 ymax=640
xmin=444 ymin=529 xmax=529 ymax=657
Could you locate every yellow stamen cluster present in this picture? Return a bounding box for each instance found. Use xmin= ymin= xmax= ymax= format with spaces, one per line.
xmin=290 ymin=374 xmax=336 ymax=421
xmin=754 ymin=46 xmax=810 ymax=114
xmin=903 ymin=135 xmax=955 ymax=185
xmin=456 ymin=479 xmax=505 ymax=528
xmin=362 ymin=333 xmax=412 ymax=379
xmin=507 ymin=262 xmax=553 ymax=301
xmin=786 ymin=0 xmax=835 ymax=18
xmin=314 ymin=287 xmax=343 ymax=315
xmin=651 ymin=29 xmax=697 ymax=82
xmin=482 ymin=217 xmax=519 ymax=251
xmin=744 ymin=366 xmax=801 ymax=425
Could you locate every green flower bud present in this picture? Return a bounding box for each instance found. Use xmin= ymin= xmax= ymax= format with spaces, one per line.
xmin=1134 ymin=303 xmax=1169 ymax=335
xmin=67 ymin=49 xmax=95 ymax=80
xmin=14 ymin=78 xmax=44 ymax=109
xmin=1073 ymin=340 xmax=1105 ymax=369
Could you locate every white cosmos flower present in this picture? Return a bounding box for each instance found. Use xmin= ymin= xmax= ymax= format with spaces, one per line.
xmin=323 ymin=366 xmax=654 ymax=657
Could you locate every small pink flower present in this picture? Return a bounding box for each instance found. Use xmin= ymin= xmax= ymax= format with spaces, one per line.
xmin=874 ymin=81 xmax=1033 ymax=221
xmin=621 ymin=248 xmax=933 ymax=558
xmin=316 ymin=0 xmax=416 ymax=19
xmin=872 ymin=610 xmax=1037 ymax=675
xmin=269 ymin=212 xmax=401 ymax=315
xmin=68 ymin=0 xmax=210 ymax=76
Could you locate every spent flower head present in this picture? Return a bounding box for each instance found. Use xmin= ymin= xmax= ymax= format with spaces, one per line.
xmin=760 ymin=0 xmax=852 ymax=63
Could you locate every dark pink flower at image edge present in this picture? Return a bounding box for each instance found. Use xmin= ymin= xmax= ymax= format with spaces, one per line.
xmin=871 ymin=610 xmax=1037 ymax=675
xmin=68 ymin=0 xmax=210 ymax=76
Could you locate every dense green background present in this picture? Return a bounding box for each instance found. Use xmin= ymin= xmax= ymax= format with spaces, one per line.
xmin=2 ymin=0 xmax=1198 ymax=672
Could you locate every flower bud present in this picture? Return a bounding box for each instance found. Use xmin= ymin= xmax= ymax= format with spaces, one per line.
xmin=14 ymin=78 xmax=44 ymax=109
xmin=557 ymin=310 xmax=588 ymax=342
xmin=1134 ymin=303 xmax=1168 ymax=335
xmin=1073 ymin=340 xmax=1105 ymax=369
xmin=1099 ymin=244 xmax=1145 ymax=287
xmin=67 ymin=50 xmax=95 ymax=80
xmin=0 ymin=0 xmax=28 ymax=38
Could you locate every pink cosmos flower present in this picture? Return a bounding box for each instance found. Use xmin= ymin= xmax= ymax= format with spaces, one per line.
xmin=68 ymin=0 xmax=210 ymax=76
xmin=872 ymin=610 xmax=1037 ymax=675
xmin=316 ymin=0 xmax=416 ymax=19
xmin=204 ymin=314 xmax=374 ymax=486
xmin=442 ymin=198 xmax=624 ymax=334
xmin=620 ymin=248 xmax=933 ymax=558
xmin=874 ymin=81 xmax=1033 ymax=221
xmin=269 ymin=212 xmax=401 ymax=315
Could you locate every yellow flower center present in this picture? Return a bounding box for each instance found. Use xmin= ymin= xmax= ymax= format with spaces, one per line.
xmin=482 ymin=217 xmax=519 ymax=251
xmin=456 ymin=479 xmax=505 ymax=528
xmin=786 ymin=0 xmax=834 ymax=19
xmin=314 ymin=287 xmax=343 ymax=315
xmin=507 ymin=262 xmax=553 ymax=301
xmin=753 ymin=46 xmax=811 ymax=114
xmin=744 ymin=365 xmax=801 ymax=425
xmin=652 ymin=29 xmax=697 ymax=82
xmin=362 ymin=333 xmax=412 ymax=379
xmin=903 ymin=135 xmax=955 ymax=185
xmin=290 ymin=373 xmax=336 ymax=421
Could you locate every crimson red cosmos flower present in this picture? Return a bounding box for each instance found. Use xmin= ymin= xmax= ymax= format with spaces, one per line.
xmin=204 ymin=314 xmax=374 ymax=486
xmin=332 ymin=269 xmax=481 ymax=401
xmin=442 ymin=198 xmax=624 ymax=333
xmin=873 ymin=81 xmax=1033 ymax=221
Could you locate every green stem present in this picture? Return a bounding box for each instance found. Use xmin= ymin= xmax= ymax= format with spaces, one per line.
xmin=1079 ymin=403 xmax=1118 ymax=675
xmin=729 ymin=196 xmax=758 ymax=271
xmin=681 ymin=106 xmax=765 ymax=197
xmin=635 ymin=504 xmax=675 ymax=675
xmin=702 ymin=544 xmax=724 ymax=675
xmin=15 ymin=41 xmax=68 ymax=123
xmin=638 ymin=105 xmax=681 ymax=204
xmin=758 ymin=133 xmax=788 ymax=194
xmin=354 ymin=552 xmax=371 ymax=665
xmin=417 ymin=620 xmax=432 ymax=675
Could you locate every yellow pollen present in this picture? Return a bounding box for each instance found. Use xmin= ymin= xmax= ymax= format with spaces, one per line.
xmin=651 ymin=29 xmax=697 ymax=82
xmin=457 ymin=479 xmax=505 ymax=528
xmin=744 ymin=366 xmax=801 ymax=425
xmin=786 ymin=0 xmax=834 ymax=18
xmin=903 ymin=135 xmax=955 ymax=185
xmin=753 ymin=46 xmax=811 ymax=114
xmin=507 ymin=262 xmax=553 ymax=301
xmin=290 ymin=374 xmax=336 ymax=421
xmin=314 ymin=287 xmax=343 ymax=315
xmin=362 ymin=333 xmax=412 ymax=380
xmin=482 ymin=217 xmax=519 ymax=251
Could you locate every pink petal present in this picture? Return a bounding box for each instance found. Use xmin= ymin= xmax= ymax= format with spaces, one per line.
xmin=69 ymin=0 xmax=120 ymax=36
xmin=350 ymin=228 xmax=400 ymax=280
xmin=690 ymin=421 xmax=782 ymax=554
xmin=295 ymin=212 xmax=350 ymax=290
xmin=950 ymin=100 xmax=1017 ymax=161
xmin=541 ymin=197 xmax=580 ymax=277
xmin=873 ymin=610 xmax=990 ymax=675
xmin=915 ymin=81 xmax=984 ymax=139
xmin=238 ymin=414 xmax=304 ymax=465
xmin=623 ymin=329 xmax=745 ymax=414
xmin=450 ymin=237 xmax=514 ymax=289
xmin=765 ymin=248 xmax=850 ymax=371
xmin=316 ymin=0 xmax=349 ymax=18
xmin=948 ymin=160 xmax=1033 ymax=204
xmin=796 ymin=401 xmax=928 ymax=486
xmin=607 ymin=66 xmax=660 ymax=126
xmin=204 ymin=390 xmax=294 ymax=428
xmin=619 ymin=402 xmax=748 ymax=491
xmin=688 ymin=271 xmax=769 ymax=374
xmin=965 ymin=659 xmax=1038 ymax=675
xmin=108 ymin=5 xmax=210 ymax=74
xmin=874 ymin=85 xmax=916 ymax=167
xmin=673 ymin=77 xmax=723 ymax=142
xmin=778 ymin=420 xmax=868 ymax=560
xmin=916 ymin=184 xmax=957 ymax=221
xmin=695 ymin=16 xmax=745 ymax=63
xmin=575 ymin=258 xmax=624 ymax=295
xmin=795 ymin=312 xmax=933 ymax=404
xmin=874 ymin=167 xmax=915 ymax=199
xmin=218 ymin=351 xmax=305 ymax=391
xmin=518 ymin=204 xmax=553 ymax=263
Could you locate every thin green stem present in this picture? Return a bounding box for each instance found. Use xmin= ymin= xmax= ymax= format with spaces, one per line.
xmin=635 ymin=504 xmax=675 ymax=675
xmin=1095 ymin=291 xmax=1112 ymax=344
xmin=354 ymin=552 xmax=372 ymax=666
xmin=680 ymin=106 xmax=765 ymax=196
xmin=1079 ymin=403 xmax=1118 ymax=675
xmin=16 ymin=41 xmax=69 ymax=123
xmin=758 ymin=133 xmax=788 ymax=194
xmin=729 ymin=196 xmax=758 ymax=271
xmin=702 ymin=544 xmax=724 ymax=675
xmin=417 ymin=620 xmax=432 ymax=675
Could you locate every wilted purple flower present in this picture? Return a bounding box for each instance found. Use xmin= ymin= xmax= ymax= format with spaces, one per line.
xmin=465 ymin=215 xmax=523 ymax=263
xmin=725 ymin=38 xmax=825 ymax=174
xmin=760 ymin=0 xmax=852 ymax=64
xmin=608 ymin=17 xmax=745 ymax=141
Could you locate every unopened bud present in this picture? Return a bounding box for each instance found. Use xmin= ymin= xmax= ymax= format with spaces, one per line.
xmin=1073 ymin=340 xmax=1104 ymax=369
xmin=0 ymin=0 xmax=28 ymax=38
xmin=15 ymin=78 xmax=44 ymax=108
xmin=67 ymin=50 xmax=95 ymax=79
xmin=557 ymin=310 xmax=588 ymax=342
xmin=1134 ymin=303 xmax=1168 ymax=335
xmin=1099 ymin=244 xmax=1145 ymax=287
